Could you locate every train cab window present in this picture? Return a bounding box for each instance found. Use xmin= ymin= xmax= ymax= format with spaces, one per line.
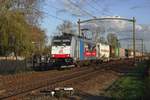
xmin=52 ymin=42 xmax=61 ymax=46
xmin=62 ymin=39 xmax=71 ymax=46
xmin=52 ymin=40 xmax=61 ymax=46
xmin=52 ymin=36 xmax=72 ymax=46
xmin=52 ymin=41 xmax=71 ymax=46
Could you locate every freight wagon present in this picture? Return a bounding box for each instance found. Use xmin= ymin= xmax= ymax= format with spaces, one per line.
xmin=128 ymin=49 xmax=134 ymax=58
xmin=96 ymin=43 xmax=110 ymax=61
xmin=110 ymin=46 xmax=119 ymax=59
xmin=119 ymin=48 xmax=126 ymax=58
xmin=135 ymin=51 xmax=142 ymax=57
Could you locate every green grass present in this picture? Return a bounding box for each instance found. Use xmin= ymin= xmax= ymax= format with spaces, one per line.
xmin=108 ymin=77 xmax=145 ymax=100
xmin=106 ymin=60 xmax=149 ymax=100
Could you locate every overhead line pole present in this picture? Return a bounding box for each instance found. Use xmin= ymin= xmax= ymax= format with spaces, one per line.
xmin=133 ymin=17 xmax=136 ymax=64
xmin=141 ymin=39 xmax=144 ymax=57
xmin=77 ymin=19 xmax=81 ymax=60
xmin=78 ymin=19 xmax=81 ymax=36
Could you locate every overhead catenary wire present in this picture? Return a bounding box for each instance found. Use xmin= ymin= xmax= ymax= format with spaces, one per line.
xmin=85 ymin=0 xmax=108 ymax=16
xmin=44 ymin=2 xmax=90 ymax=21
xmin=68 ymin=0 xmax=96 ymax=18
xmin=44 ymin=12 xmax=66 ymax=22
xmin=45 ymin=0 xmax=95 ymax=18
xmin=92 ymin=0 xmax=112 ymax=15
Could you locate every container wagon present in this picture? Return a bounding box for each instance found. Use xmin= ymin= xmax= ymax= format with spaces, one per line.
xmin=96 ymin=43 xmax=110 ymax=62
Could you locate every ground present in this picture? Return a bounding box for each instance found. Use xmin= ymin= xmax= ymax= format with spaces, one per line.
xmin=26 ymin=70 xmax=119 ymax=100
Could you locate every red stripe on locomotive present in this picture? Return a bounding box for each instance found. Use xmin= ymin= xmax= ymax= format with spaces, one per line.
xmin=52 ymin=54 xmax=70 ymax=58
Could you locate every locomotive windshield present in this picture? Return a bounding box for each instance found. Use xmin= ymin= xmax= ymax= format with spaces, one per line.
xmin=52 ymin=36 xmax=72 ymax=46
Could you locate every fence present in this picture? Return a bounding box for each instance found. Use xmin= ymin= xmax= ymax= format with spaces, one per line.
xmin=0 ymin=59 xmax=33 ymax=75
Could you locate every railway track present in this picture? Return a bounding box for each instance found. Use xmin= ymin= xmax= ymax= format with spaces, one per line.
xmin=0 ymin=59 xmax=134 ymax=100
xmin=25 ymin=68 xmax=106 ymax=100
xmin=0 ymin=67 xmax=91 ymax=99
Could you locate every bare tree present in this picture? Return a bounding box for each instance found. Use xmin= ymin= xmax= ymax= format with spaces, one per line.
xmin=56 ymin=20 xmax=76 ymax=35
xmin=107 ymin=33 xmax=120 ymax=47
xmin=0 ymin=0 xmax=44 ymax=25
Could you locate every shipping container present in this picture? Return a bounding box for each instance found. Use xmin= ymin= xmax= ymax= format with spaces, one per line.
xmin=136 ymin=51 xmax=142 ymax=57
xmin=128 ymin=49 xmax=134 ymax=58
xmin=125 ymin=49 xmax=129 ymax=58
xmin=110 ymin=46 xmax=119 ymax=58
xmin=110 ymin=46 xmax=115 ymax=58
xmin=119 ymin=48 xmax=125 ymax=58
xmin=115 ymin=47 xmax=119 ymax=57
xmin=96 ymin=43 xmax=110 ymax=61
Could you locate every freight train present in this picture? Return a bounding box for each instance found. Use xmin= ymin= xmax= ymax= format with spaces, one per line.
xmin=50 ymin=34 xmax=143 ymax=69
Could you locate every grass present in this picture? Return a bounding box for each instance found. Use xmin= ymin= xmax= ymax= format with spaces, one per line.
xmin=108 ymin=77 xmax=145 ymax=100
xmin=106 ymin=60 xmax=149 ymax=100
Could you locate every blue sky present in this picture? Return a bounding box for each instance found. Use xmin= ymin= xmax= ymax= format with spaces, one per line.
xmin=41 ymin=0 xmax=150 ymax=34
xmin=40 ymin=0 xmax=150 ymax=51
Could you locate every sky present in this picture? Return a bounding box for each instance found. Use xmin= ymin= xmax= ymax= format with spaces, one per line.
xmin=40 ymin=0 xmax=150 ymax=52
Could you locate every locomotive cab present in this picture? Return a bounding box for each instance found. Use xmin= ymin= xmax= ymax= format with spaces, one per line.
xmin=51 ymin=34 xmax=74 ymax=68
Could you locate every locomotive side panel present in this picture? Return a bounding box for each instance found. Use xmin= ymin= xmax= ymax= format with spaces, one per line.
xmin=71 ymin=37 xmax=78 ymax=60
xmin=79 ymin=39 xmax=85 ymax=60
xmin=83 ymin=41 xmax=97 ymax=60
xmin=73 ymin=38 xmax=97 ymax=66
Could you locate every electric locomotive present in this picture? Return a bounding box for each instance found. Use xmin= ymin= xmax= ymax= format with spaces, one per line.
xmin=50 ymin=33 xmax=98 ymax=68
